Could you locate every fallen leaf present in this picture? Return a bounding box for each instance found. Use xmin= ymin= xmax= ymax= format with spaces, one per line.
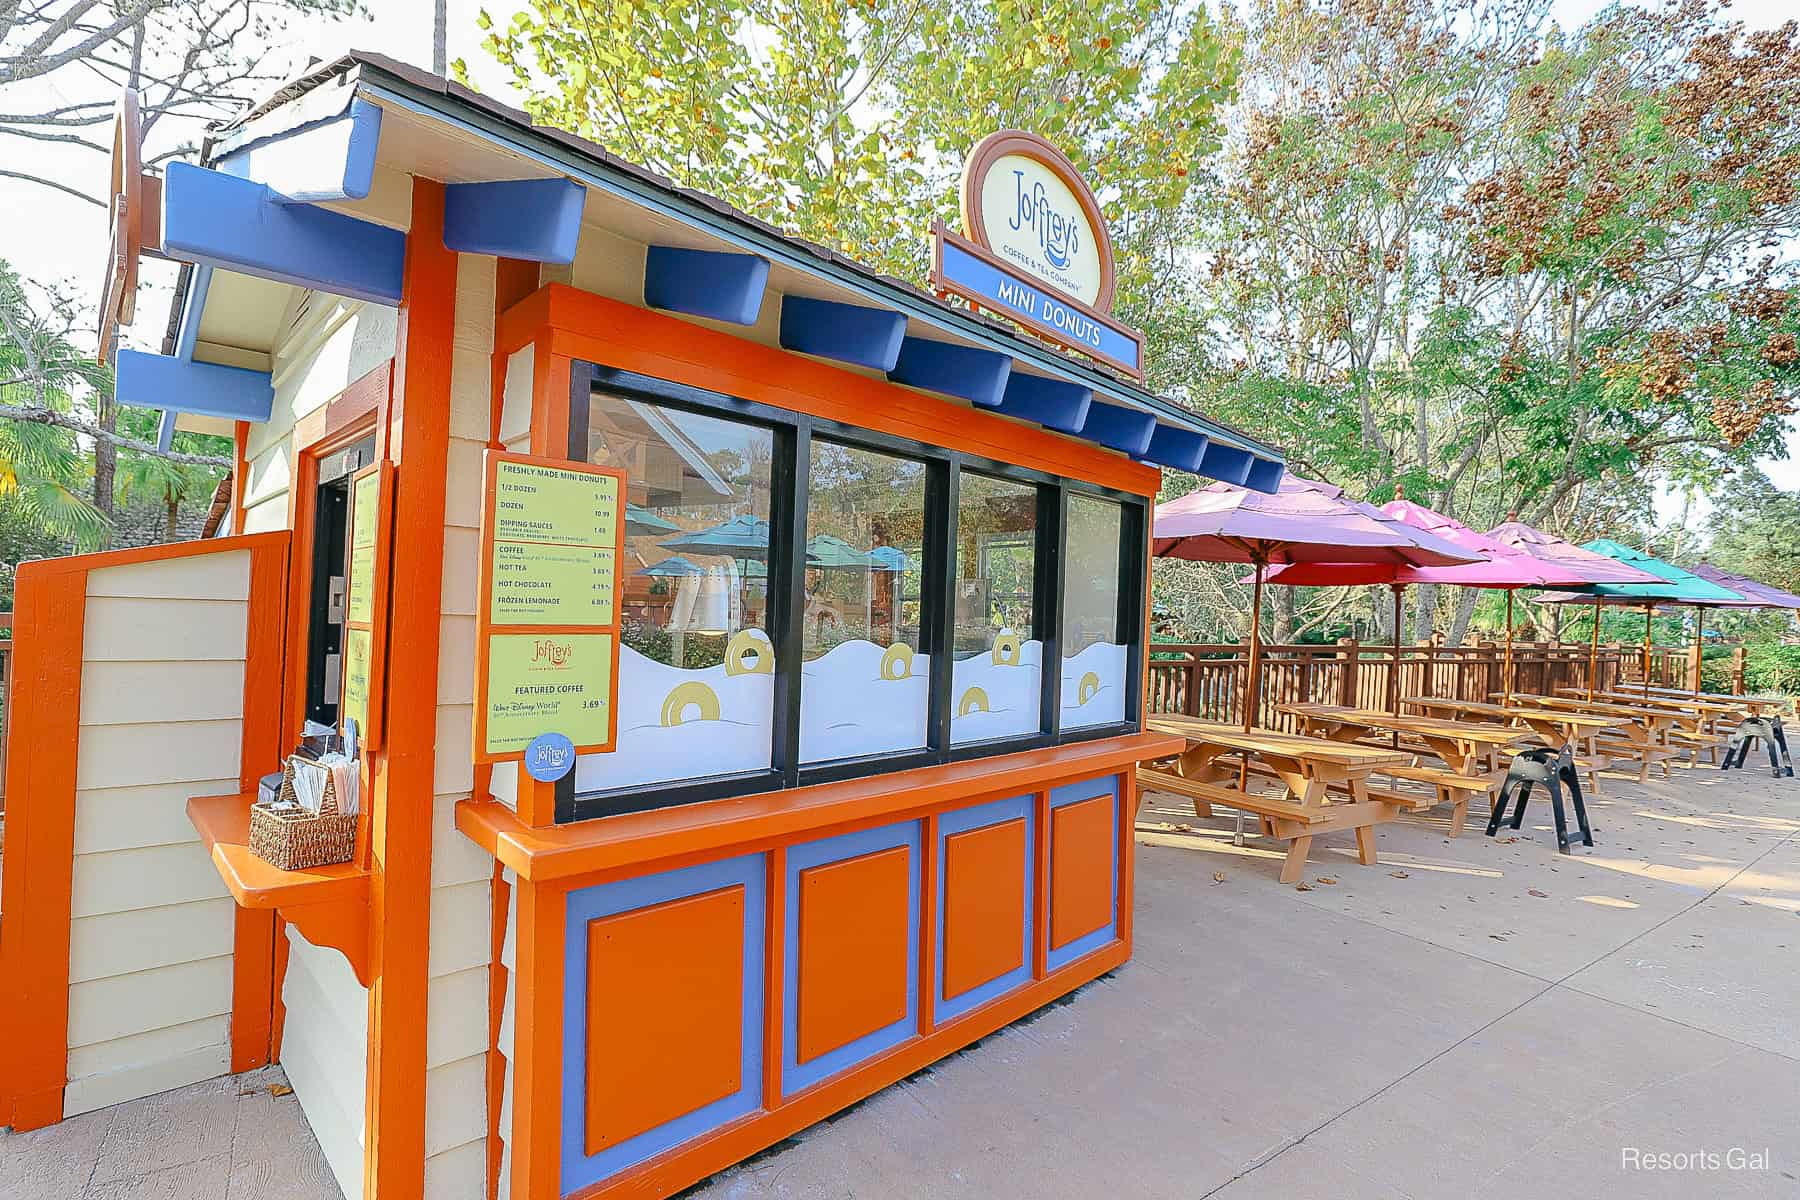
xmin=1528 ymin=889 xmax=1548 ymax=898
xmin=1212 ymin=871 xmax=1227 ymax=884
xmin=1499 ymin=837 xmax=1519 ymax=844
xmin=1316 ymin=876 xmax=1338 ymax=885
xmin=1295 ymin=883 xmax=1313 ymax=891
xmin=269 ymin=1083 xmax=294 ymax=1097
xmin=1174 ymin=823 xmax=1196 ymax=833
xmin=1389 ymin=870 xmax=1410 ymax=879
xmin=1488 ymin=933 xmax=1508 ymax=941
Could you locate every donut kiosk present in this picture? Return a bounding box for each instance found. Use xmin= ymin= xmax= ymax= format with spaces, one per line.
xmin=0 ymin=53 xmax=1284 ymax=1200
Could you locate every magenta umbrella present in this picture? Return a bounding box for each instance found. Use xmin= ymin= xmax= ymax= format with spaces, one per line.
xmin=1262 ymin=501 xmax=1597 ymax=708
xmin=1485 ymin=522 xmax=1665 ymax=699
xmin=1154 ymin=476 xmax=1479 ymax=730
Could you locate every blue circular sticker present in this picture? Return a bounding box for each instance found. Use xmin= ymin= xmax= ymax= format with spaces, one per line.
xmin=524 ymin=732 xmax=576 ymax=783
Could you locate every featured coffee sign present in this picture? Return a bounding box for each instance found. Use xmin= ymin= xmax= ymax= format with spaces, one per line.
xmin=474 ymin=452 xmax=627 ymax=762
xmin=930 ymin=130 xmax=1145 ymax=380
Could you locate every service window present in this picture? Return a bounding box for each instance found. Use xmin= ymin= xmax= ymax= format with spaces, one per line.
xmin=581 ymin=390 xmax=779 ymax=792
xmin=951 ymin=470 xmax=1041 ymax=744
xmin=1060 ymin=493 xmax=1128 ymax=729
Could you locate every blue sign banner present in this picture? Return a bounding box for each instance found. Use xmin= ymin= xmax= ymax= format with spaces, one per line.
xmin=524 ymin=731 xmax=577 ymax=783
xmin=935 ymin=233 xmax=1143 ymax=377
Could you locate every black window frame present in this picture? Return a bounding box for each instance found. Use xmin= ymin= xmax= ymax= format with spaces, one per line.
xmin=558 ymin=362 xmax=1145 ymax=823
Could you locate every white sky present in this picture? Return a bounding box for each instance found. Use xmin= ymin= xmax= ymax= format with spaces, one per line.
xmin=1 ymin=0 xmax=1794 ymax=503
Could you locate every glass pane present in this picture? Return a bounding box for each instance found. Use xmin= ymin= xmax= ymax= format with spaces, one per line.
xmin=1061 ymin=494 xmax=1127 ymax=729
xmin=951 ymin=472 xmax=1041 ymax=744
xmin=579 ymin=391 xmax=777 ymax=791
xmin=799 ymin=440 xmax=929 ymax=762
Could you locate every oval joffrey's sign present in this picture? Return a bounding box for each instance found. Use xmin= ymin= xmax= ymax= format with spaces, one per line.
xmin=934 ymin=130 xmax=1144 ymax=379
xmin=959 ymin=131 xmax=1116 ymax=313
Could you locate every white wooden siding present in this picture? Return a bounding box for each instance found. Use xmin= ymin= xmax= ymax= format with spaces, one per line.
xmin=281 ymin=926 xmax=368 ymax=1200
xmin=63 ymin=551 xmax=251 ymax=1118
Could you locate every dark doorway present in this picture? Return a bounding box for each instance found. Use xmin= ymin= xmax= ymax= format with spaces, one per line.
xmin=304 ymin=435 xmax=377 ymax=727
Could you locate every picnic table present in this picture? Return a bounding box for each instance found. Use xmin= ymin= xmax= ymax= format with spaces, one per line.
xmin=1570 ymin=686 xmax=1790 ymax=721
xmin=1401 ymin=697 xmax=1623 ymax=792
xmin=1142 ymin=717 xmax=1413 ymax=883
xmin=1279 ymin=704 xmax=1530 ymax=835
xmin=1497 ymin=693 xmax=1683 ymax=781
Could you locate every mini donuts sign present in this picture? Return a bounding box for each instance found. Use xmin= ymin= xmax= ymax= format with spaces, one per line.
xmin=932 ymin=131 xmax=1145 ymax=378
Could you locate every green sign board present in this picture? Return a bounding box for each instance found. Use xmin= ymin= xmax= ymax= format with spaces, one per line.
xmin=482 ymin=631 xmax=615 ymax=756
xmin=489 ymin=540 xmax=617 ymax=626
xmin=492 ymin=459 xmax=621 ymax=548
xmin=346 ymin=469 xmax=380 ymax=626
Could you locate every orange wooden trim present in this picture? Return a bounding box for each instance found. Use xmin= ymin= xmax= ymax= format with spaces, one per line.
xmin=363 ymin=177 xmax=457 ymax=1200
xmin=229 ymin=533 xmax=292 ymax=1072
xmin=491 ymin=258 xmax=541 ymax=452
xmin=569 ymin=937 xmax=1129 ymax=1200
xmin=0 ymin=566 xmax=86 ymax=1130
xmin=471 ymin=450 xmax=627 ymax=765
xmin=279 ymin=446 xmax=320 ymax=759
xmin=232 ymin=421 xmax=249 ymax=535
xmin=1117 ymin=771 xmax=1137 ymax=948
xmin=496 ymin=284 xmax=552 ymax=360
xmin=7 ymin=527 xmax=291 ymax=579
xmin=510 ymin=877 xmax=566 ymax=1200
xmin=271 ymin=915 xmax=291 ymax=1056
xmin=505 ymin=283 xmax=1159 ymax=497
xmin=1032 ymin=790 xmax=1050 ymax=980
xmin=760 ymin=846 xmax=785 ymax=1111
xmin=531 ymin=336 xmax=572 ymax=460
xmin=485 ymin=864 xmax=512 ymax=1200
xmin=517 ymin=777 xmax=556 ymax=835
xmin=917 ymin=812 xmax=939 ymax=1033
xmin=456 ymin=733 xmax=1182 ymax=883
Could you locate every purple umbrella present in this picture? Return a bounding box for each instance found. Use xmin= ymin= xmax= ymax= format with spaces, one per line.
xmin=1154 ymin=476 xmax=1479 ymax=730
xmin=1262 ymin=501 xmax=1597 ymax=706
xmin=1675 ymin=563 xmax=1793 ymax=694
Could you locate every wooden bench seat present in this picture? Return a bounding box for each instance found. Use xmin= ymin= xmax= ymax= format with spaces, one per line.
xmin=1135 ymin=768 xmax=1325 ymax=824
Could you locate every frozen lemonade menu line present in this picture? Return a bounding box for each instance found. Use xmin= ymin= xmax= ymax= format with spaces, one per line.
xmin=478 ymin=453 xmax=627 ymax=760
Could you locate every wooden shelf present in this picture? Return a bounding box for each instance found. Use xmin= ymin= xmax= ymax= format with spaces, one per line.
xmin=188 ymin=792 xmax=371 ymax=985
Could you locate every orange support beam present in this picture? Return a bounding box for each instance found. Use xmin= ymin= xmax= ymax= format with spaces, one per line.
xmin=362 ymin=178 xmax=457 ymax=1197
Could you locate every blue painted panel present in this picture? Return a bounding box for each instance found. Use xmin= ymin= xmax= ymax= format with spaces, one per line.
xmin=937 ymin=238 xmax=1142 ymax=374
xmin=173 ymin=264 xmax=214 ymax=362
xmin=1047 ymin=777 xmax=1120 ymax=973
xmin=783 ymin=821 xmax=921 ymax=1097
xmin=161 ymin=162 xmax=405 ymax=306
xmin=778 ymin=295 xmax=906 ymax=372
xmin=643 ymin=245 xmax=769 ymax=325
xmin=116 ymin=349 xmax=274 ymax=422
xmin=1244 ymin=457 xmax=1286 ymax=494
xmin=887 ymin=337 xmax=1012 ymax=409
xmin=1142 ymin=425 xmax=1210 ymax=473
xmin=156 ymin=410 xmax=177 ymax=453
xmin=561 ymin=854 xmax=766 ymax=1193
xmin=1197 ymin=440 xmax=1255 ymax=487
xmin=444 ymin=177 xmax=586 ymax=263
xmin=935 ymin=795 xmax=1035 ymax=1024
xmin=993 ymin=372 xmax=1090 ymax=431
xmin=1080 ymin=399 xmax=1157 ymax=457
xmin=214 ymin=98 xmax=383 ymax=204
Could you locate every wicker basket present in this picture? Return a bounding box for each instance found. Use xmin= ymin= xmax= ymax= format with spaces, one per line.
xmin=249 ymin=759 xmax=356 ymax=871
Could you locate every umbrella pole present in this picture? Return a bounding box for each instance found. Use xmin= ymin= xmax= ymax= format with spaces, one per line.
xmin=1390 ymin=584 xmax=1404 ymax=747
xmin=1243 ymin=556 xmax=1266 ymax=733
xmin=1692 ymin=609 xmax=1704 ymax=695
xmin=1587 ymin=604 xmax=1601 ymax=703
xmin=1643 ymin=602 xmax=1654 ymax=700
xmin=1503 ymin=590 xmax=1515 ymax=706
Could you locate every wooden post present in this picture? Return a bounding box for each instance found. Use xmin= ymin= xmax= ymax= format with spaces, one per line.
xmin=1502 ymin=590 xmax=1515 ymax=705
xmin=1243 ymin=557 xmax=1266 ymax=732
xmin=1587 ymin=608 xmax=1602 ymax=701
xmin=1732 ymin=644 xmax=1747 ymax=695
xmin=1337 ymin=637 xmax=1359 ymax=707
xmin=1184 ymin=655 xmax=1199 ymax=716
xmin=1690 ymin=610 xmax=1704 ymax=694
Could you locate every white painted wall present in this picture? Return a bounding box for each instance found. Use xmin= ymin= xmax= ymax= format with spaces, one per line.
xmin=63 ymin=551 xmax=250 ymax=1118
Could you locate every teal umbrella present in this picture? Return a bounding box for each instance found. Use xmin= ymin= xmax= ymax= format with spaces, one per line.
xmin=867 ymin=545 xmax=913 ymax=572
xmin=625 ymin=503 xmax=681 ymax=536
xmin=1538 ymin=540 xmax=1751 ymax=698
xmin=660 ymin=514 xmax=774 ymax=558
xmin=637 ymin=555 xmax=703 ymax=577
xmin=806 ymin=533 xmax=875 ymax=570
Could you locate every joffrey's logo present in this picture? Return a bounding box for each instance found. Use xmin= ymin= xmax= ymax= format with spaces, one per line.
xmin=532 ymin=637 xmax=572 ymax=667
xmin=1009 ymin=170 xmax=1081 ymax=269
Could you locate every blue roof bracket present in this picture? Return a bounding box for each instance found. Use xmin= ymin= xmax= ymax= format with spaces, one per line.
xmin=1079 ymin=399 xmax=1157 ymax=457
xmin=887 ymin=337 xmax=1012 ymax=409
xmin=778 ymin=295 xmax=906 ymax=372
xmin=1243 ymin=457 xmax=1286 ymax=494
xmin=644 ymin=245 xmax=769 ymax=325
xmin=118 ymin=349 xmax=275 ymax=427
xmin=1198 ymin=441 xmax=1255 ymax=486
xmin=994 ymin=373 xmax=1090 ymax=433
xmin=161 ymin=162 xmax=406 ymax=306
xmin=1141 ymin=425 xmax=1210 ymax=473
xmin=445 ymin=177 xmax=585 ymax=263
xmin=213 ymin=97 xmax=383 ymax=204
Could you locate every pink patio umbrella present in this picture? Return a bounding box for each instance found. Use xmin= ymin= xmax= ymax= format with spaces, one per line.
xmin=1485 ymin=523 xmax=1667 ymax=700
xmin=1154 ymin=476 xmax=1479 ymax=730
xmin=1260 ymin=501 xmax=1597 ymax=710
xmin=1686 ymin=564 xmax=1800 ymax=693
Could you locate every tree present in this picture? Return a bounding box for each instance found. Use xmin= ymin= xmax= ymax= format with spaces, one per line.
xmin=114 ymin=406 xmax=228 ymax=539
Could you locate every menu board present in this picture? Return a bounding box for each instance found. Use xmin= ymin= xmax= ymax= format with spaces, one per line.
xmin=474 ymin=452 xmax=627 ymax=763
xmin=482 ymin=631 xmax=615 ymax=755
xmin=346 ymin=469 xmax=380 ymax=625
xmin=341 ymin=626 xmax=372 ymax=736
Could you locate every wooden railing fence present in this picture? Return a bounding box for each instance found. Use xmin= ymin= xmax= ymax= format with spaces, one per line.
xmin=1144 ymin=637 xmax=1698 ymax=732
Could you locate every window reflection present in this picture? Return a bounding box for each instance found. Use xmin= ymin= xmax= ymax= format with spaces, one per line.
xmin=799 ymin=440 xmax=928 ymax=762
xmin=952 ymin=471 xmax=1041 ymax=744
xmin=1061 ymin=494 xmax=1127 ymax=729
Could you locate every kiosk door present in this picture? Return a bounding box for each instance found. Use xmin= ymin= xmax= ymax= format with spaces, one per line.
xmin=304 ymin=434 xmax=377 ymax=726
